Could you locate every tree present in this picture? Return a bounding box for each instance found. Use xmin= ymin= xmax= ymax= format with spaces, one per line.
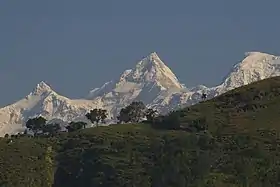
xmin=145 ymin=108 xmax=158 ymax=123
xmin=26 ymin=116 xmax=47 ymax=136
xmin=117 ymin=101 xmax=146 ymax=123
xmin=66 ymin=121 xmax=87 ymax=132
xmin=43 ymin=123 xmax=61 ymax=136
xmin=201 ymin=93 xmax=207 ymax=100
xmin=117 ymin=108 xmax=130 ymax=123
xmin=86 ymin=109 xmax=108 ymax=126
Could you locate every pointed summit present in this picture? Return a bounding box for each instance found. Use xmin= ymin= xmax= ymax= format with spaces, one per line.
xmin=136 ymin=52 xmax=165 ymax=69
xmin=148 ymin=52 xmax=160 ymax=60
xmin=118 ymin=52 xmax=184 ymax=89
xmin=87 ymin=52 xmax=185 ymax=99
xmin=30 ymin=81 xmax=53 ymax=95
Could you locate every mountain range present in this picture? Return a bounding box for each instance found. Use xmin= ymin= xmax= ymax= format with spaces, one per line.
xmin=0 ymin=51 xmax=280 ymax=136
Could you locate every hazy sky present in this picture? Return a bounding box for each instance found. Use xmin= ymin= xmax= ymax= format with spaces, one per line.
xmin=1 ymin=1 xmax=280 ymax=106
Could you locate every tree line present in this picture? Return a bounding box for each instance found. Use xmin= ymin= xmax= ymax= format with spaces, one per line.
xmin=4 ymin=101 xmax=159 ymax=138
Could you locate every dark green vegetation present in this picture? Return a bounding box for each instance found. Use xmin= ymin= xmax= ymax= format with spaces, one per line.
xmin=0 ymin=137 xmax=53 ymax=187
xmin=86 ymin=108 xmax=108 ymax=126
xmin=2 ymin=76 xmax=280 ymax=186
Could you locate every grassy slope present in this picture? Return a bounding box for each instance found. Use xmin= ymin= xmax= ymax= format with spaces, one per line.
xmin=0 ymin=137 xmax=53 ymax=187
xmin=1 ymin=76 xmax=280 ymax=186
xmin=176 ymin=76 xmax=280 ymax=134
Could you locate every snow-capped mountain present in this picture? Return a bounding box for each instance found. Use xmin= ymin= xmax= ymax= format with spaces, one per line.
xmin=86 ymin=52 xmax=186 ymax=116
xmin=215 ymin=52 xmax=280 ymax=94
xmin=0 ymin=82 xmax=100 ymax=135
xmin=0 ymin=51 xmax=279 ymax=136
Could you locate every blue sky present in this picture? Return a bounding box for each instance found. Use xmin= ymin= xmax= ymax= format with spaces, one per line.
xmin=1 ymin=1 xmax=280 ymax=106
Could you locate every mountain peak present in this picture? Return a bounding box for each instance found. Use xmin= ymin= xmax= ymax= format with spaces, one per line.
xmin=118 ymin=52 xmax=184 ymax=89
xmin=30 ymin=81 xmax=53 ymax=95
xmin=240 ymin=51 xmax=279 ymax=68
xmin=148 ymin=52 xmax=160 ymax=59
xmin=218 ymin=51 xmax=280 ymax=93
xmin=244 ymin=51 xmax=275 ymax=57
xmin=135 ymin=52 xmax=163 ymax=69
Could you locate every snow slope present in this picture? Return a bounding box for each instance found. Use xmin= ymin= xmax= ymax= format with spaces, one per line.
xmin=0 ymin=82 xmax=100 ymax=135
xmin=0 ymin=51 xmax=279 ymax=136
xmin=215 ymin=52 xmax=280 ymax=94
xmin=86 ymin=52 xmax=186 ymax=116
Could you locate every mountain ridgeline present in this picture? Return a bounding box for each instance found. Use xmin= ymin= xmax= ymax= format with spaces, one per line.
xmin=1 ymin=76 xmax=280 ymax=186
xmin=1 ymin=51 xmax=280 ymax=136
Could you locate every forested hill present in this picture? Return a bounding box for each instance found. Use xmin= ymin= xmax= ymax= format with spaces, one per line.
xmin=2 ymin=76 xmax=280 ymax=187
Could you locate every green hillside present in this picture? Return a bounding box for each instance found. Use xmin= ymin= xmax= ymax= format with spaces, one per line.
xmin=0 ymin=137 xmax=53 ymax=187
xmin=169 ymin=76 xmax=280 ymax=135
xmin=1 ymin=76 xmax=280 ymax=186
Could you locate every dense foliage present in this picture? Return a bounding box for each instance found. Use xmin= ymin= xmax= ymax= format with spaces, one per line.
xmin=117 ymin=101 xmax=148 ymax=123
xmin=86 ymin=108 xmax=108 ymax=125
xmin=53 ymin=126 xmax=280 ymax=187
xmin=0 ymin=137 xmax=52 ymax=187
xmin=2 ymin=76 xmax=280 ymax=186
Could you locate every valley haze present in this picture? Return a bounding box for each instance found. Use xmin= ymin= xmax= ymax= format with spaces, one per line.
xmin=0 ymin=51 xmax=280 ymax=136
